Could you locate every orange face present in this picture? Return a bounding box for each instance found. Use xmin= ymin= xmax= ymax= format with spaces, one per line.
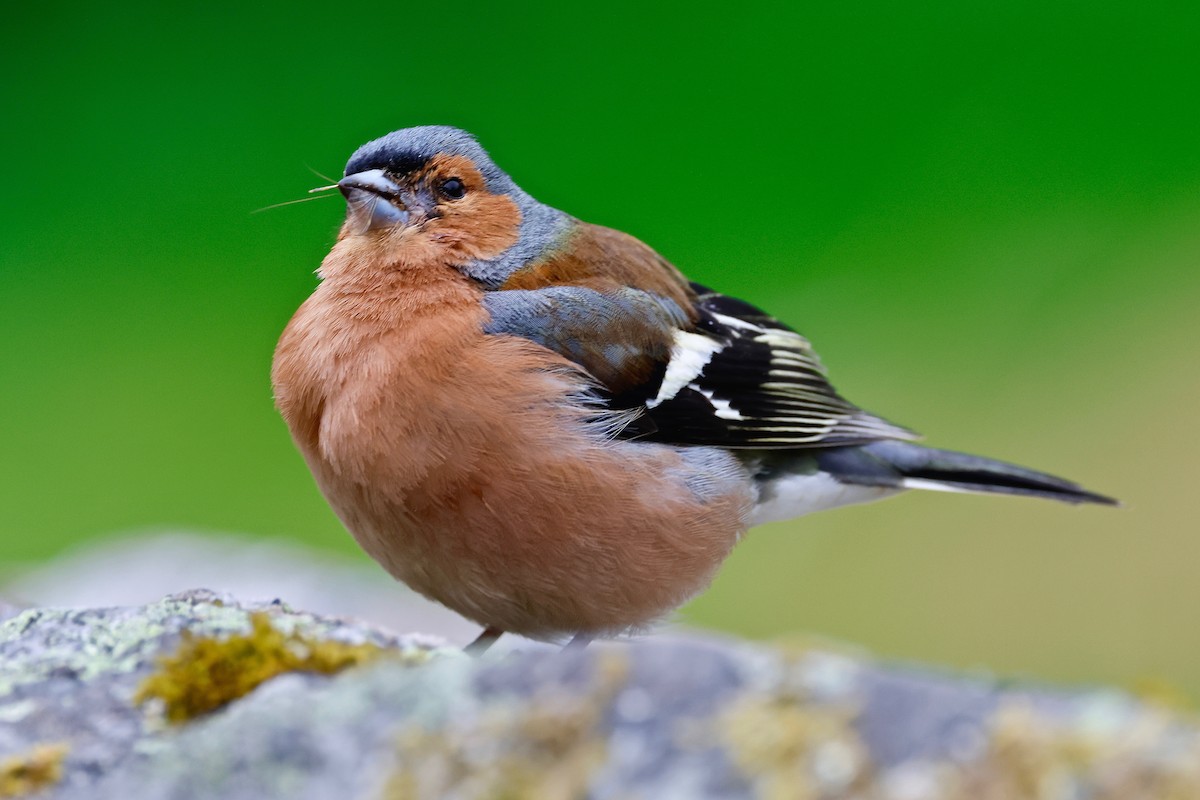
xmin=335 ymin=153 xmax=522 ymax=272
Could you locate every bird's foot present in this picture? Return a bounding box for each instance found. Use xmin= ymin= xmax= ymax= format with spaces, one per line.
xmin=562 ymin=632 xmax=593 ymax=652
xmin=464 ymin=626 xmax=503 ymax=656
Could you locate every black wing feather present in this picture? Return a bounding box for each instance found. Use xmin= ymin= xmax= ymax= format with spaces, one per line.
xmin=630 ymin=284 xmax=918 ymax=449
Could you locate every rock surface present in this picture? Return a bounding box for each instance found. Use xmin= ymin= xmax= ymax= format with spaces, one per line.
xmin=3 ymin=532 xmax=500 ymax=647
xmin=0 ymin=590 xmax=1197 ymax=799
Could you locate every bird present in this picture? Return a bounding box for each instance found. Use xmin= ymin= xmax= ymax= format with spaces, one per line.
xmin=271 ymin=125 xmax=1115 ymax=653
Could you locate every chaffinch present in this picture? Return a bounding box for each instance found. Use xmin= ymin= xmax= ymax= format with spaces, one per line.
xmin=272 ymin=126 xmax=1114 ymax=652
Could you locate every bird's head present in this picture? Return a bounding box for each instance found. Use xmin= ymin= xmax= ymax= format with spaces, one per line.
xmin=330 ymin=126 xmax=572 ymax=286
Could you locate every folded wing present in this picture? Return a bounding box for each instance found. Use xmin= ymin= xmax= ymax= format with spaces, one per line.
xmin=482 ymin=279 xmax=916 ymax=449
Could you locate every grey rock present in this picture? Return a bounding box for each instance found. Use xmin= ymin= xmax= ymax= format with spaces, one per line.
xmin=0 ymin=591 xmax=1196 ymax=800
xmin=3 ymin=532 xmax=503 ymax=647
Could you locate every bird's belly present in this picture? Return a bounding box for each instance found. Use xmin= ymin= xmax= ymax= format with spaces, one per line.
xmin=312 ymin=439 xmax=751 ymax=639
xmin=304 ymin=336 xmax=753 ymax=639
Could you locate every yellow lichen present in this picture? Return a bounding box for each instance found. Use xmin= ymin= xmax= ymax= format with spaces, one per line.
xmin=382 ymin=651 xmax=629 ymax=800
xmin=135 ymin=612 xmax=403 ymax=723
xmin=0 ymin=743 xmax=67 ymax=798
xmin=1131 ymin=676 xmax=1195 ymax=712
xmin=710 ymin=681 xmax=870 ymax=800
xmin=945 ymin=700 xmax=1200 ymax=800
xmin=700 ymin=659 xmax=1200 ymax=800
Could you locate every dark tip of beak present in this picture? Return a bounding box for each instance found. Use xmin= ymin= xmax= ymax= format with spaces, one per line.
xmin=338 ymin=169 xmax=410 ymax=230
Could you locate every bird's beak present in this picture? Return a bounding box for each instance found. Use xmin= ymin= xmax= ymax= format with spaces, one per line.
xmin=338 ymin=169 xmax=411 ymax=230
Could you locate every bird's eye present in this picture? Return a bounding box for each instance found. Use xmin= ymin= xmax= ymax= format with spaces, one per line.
xmin=440 ymin=178 xmax=466 ymax=200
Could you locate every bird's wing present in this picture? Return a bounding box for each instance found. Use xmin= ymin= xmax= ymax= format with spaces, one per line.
xmin=648 ymin=284 xmax=919 ymax=448
xmin=482 ymin=282 xmax=917 ymax=449
xmin=483 ymin=223 xmax=917 ymax=449
xmin=481 ymin=284 xmax=687 ymax=401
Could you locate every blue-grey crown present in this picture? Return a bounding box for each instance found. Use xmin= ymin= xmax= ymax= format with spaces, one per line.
xmin=344 ymin=126 xmax=512 ymax=194
xmin=344 ymin=126 xmax=575 ymax=289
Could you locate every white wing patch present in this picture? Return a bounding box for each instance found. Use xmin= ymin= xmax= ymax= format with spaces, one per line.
xmin=694 ymin=386 xmax=744 ymax=420
xmin=708 ymin=311 xmax=766 ymax=333
xmin=646 ymin=331 xmax=724 ymax=409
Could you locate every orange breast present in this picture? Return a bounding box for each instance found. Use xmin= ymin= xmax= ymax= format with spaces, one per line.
xmin=272 ymin=251 xmax=751 ymax=638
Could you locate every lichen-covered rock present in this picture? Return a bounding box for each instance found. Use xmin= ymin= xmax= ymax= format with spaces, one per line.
xmin=0 ymin=591 xmax=1196 ymax=799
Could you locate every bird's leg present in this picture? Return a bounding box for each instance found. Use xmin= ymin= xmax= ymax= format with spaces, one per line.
xmin=465 ymin=626 xmax=504 ymax=656
xmin=562 ymin=632 xmax=593 ymax=652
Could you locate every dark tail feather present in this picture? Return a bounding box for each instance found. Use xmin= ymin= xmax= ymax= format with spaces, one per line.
xmin=816 ymin=440 xmax=1117 ymax=506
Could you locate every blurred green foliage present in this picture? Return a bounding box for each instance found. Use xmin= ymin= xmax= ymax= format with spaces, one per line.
xmin=3 ymin=3 xmax=1198 ymax=694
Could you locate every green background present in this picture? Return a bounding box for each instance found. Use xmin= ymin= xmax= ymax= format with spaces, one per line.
xmin=4 ymin=4 xmax=1198 ymax=694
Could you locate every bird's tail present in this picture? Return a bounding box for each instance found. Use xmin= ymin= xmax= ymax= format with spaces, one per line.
xmin=816 ymin=440 xmax=1117 ymax=506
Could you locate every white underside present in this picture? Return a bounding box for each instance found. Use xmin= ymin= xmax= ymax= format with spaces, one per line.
xmin=747 ymin=471 xmax=903 ymax=527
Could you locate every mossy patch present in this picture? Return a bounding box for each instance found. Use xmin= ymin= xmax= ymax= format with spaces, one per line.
xmin=0 ymin=743 xmax=67 ymax=798
xmin=710 ymin=678 xmax=1200 ymax=800
xmin=0 ymin=592 xmax=256 ymax=695
xmin=1131 ymin=676 xmax=1195 ymax=712
xmin=135 ymin=612 xmax=409 ymax=723
xmin=705 ymin=662 xmax=871 ymax=800
xmin=945 ymin=699 xmax=1200 ymax=800
xmin=382 ymin=651 xmax=629 ymax=800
